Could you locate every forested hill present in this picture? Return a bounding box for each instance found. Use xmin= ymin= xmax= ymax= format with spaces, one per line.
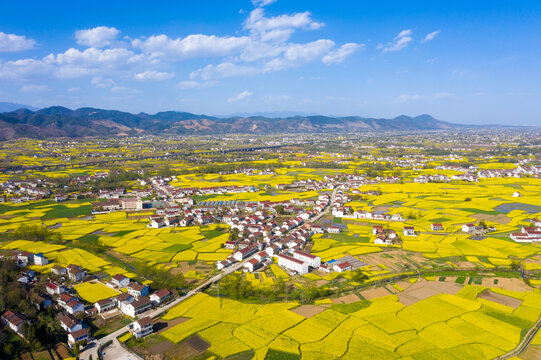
xmin=0 ymin=106 xmax=463 ymax=139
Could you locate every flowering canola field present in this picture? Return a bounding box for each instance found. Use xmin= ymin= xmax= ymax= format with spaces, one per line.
xmin=159 ymin=286 xmax=541 ymax=359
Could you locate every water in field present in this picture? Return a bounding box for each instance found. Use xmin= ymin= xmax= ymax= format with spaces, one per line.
xmin=494 ymin=202 xmax=541 ymax=214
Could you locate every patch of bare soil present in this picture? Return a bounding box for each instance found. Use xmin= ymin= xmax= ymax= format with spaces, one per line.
xmin=520 ymin=345 xmax=541 ymax=360
xmin=478 ymin=289 xmax=523 ymax=309
xmin=32 ymin=350 xmax=53 ymax=360
xmin=154 ymin=317 xmax=189 ymax=334
xmin=54 ymin=343 xmax=71 ymax=359
xmin=396 ymin=280 xmax=414 ymax=291
xmin=472 ymin=213 xmax=512 ymax=225
xmin=149 ymin=340 xmax=175 ymax=355
xmin=496 ymin=277 xmax=533 ymax=292
xmin=398 ymin=279 xmax=462 ymax=306
xmin=185 ymin=334 xmax=210 ymax=352
xmin=358 ymin=287 xmax=392 ymax=300
xmin=331 ymin=294 xmax=359 ymax=304
xmin=291 ymin=305 xmax=326 ymax=318
xmin=170 ymin=262 xmax=196 ymax=275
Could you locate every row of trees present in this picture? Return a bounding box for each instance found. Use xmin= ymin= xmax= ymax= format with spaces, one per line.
xmin=131 ymin=261 xmax=186 ymax=291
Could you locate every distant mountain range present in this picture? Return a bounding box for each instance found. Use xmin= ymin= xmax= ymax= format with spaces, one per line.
xmin=0 ymin=106 xmax=465 ymax=140
xmin=0 ymin=102 xmax=39 ymax=113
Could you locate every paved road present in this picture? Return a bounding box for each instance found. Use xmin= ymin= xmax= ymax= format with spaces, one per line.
xmin=79 ymin=188 xmax=337 ymax=360
xmin=496 ymin=315 xmax=541 ymax=359
xmin=79 ymin=262 xmax=244 ymax=360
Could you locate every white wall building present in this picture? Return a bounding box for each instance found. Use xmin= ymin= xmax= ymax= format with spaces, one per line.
xmin=293 ymin=251 xmax=321 ymax=268
xmin=277 ymin=254 xmax=309 ymax=274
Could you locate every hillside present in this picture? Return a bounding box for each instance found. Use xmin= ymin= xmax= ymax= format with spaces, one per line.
xmin=0 ymin=106 xmax=462 ymax=140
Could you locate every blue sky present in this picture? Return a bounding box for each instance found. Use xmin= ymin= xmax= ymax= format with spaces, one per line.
xmin=0 ymin=0 xmax=540 ymax=125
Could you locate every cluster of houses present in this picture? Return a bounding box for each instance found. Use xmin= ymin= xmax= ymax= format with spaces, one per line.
xmin=278 ymin=174 xmax=400 ymax=192
xmin=510 ymin=220 xmax=541 ymax=243
xmin=14 ymin=251 xmax=49 ymax=268
xmin=2 ymin=249 xmax=172 ymax=349
xmin=414 ymin=174 xmax=451 ymax=183
xmin=461 ymin=223 xmax=495 ymax=235
xmin=219 ymin=168 xmax=275 ymax=176
xmin=372 ymin=225 xmax=400 ymax=245
xmin=215 ymin=192 xmax=334 ymax=274
xmin=0 ymin=179 xmax=53 ymax=202
xmin=446 ymin=165 xmax=541 ymax=183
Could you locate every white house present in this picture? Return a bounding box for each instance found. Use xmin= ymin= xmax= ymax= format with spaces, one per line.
xmin=127 ymin=282 xmax=149 ymax=298
xmin=333 ymin=262 xmax=352 ymax=273
xmin=34 ymin=253 xmax=49 ymax=266
xmin=310 ymin=224 xmax=324 ymax=234
xmin=513 ymin=191 xmax=522 ymax=197
xmin=1 ymin=311 xmax=26 ymax=336
xmin=328 ymin=226 xmax=341 ymax=234
xmin=68 ymin=328 xmax=89 ymax=348
xmin=244 ymin=258 xmax=259 ymax=272
xmin=254 ymin=251 xmax=268 ymax=262
xmin=277 ymin=254 xmax=309 ymax=275
xmin=233 ymin=244 xmax=258 ymax=261
xmin=403 ymin=226 xmax=415 ymax=236
xmin=65 ymin=299 xmax=84 ymax=315
xmin=462 ymin=223 xmax=476 ymax=233
xmin=431 ymin=223 xmax=444 ymax=232
xmin=150 ymin=289 xmax=171 ymax=305
xmin=129 ymin=317 xmax=153 ymax=339
xmin=45 ymin=282 xmax=65 ymax=295
xmin=293 ymin=251 xmax=321 ymax=268
xmin=110 ymin=274 xmax=130 ymax=288
xmin=59 ymin=314 xmax=82 ymax=333
xmin=94 ymin=298 xmax=115 ymax=313
xmin=123 ymin=297 xmax=152 ymax=318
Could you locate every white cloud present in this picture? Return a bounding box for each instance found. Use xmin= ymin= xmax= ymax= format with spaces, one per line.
xmin=132 ymin=34 xmax=251 ymax=61
xmin=396 ymin=94 xmax=426 ymax=102
xmin=49 ymin=47 xmax=138 ymax=67
xmin=178 ymin=80 xmax=200 ymax=89
xmin=91 ymin=76 xmax=115 ymax=88
xmin=265 ymin=39 xmax=334 ymax=71
xmin=21 ymin=84 xmax=49 ymax=92
xmin=245 ymin=8 xmax=323 ymax=42
xmin=0 ymin=5 xmax=366 ymax=91
xmin=228 ymin=90 xmax=252 ymax=102
xmin=110 ymin=86 xmax=140 ymax=95
xmin=190 ymin=62 xmax=260 ymax=81
xmin=0 ymin=58 xmax=52 ymax=80
xmin=178 ymin=80 xmax=217 ymax=89
xmin=44 ymin=47 xmax=144 ymax=79
xmin=378 ymin=29 xmax=413 ymax=53
xmin=75 ymin=26 xmax=120 ymax=48
xmin=427 ymin=57 xmax=438 ymax=64
xmin=435 ymin=92 xmax=454 ymax=99
xmin=422 ymin=30 xmax=441 ymax=43
xmin=251 ymin=0 xmax=276 ymax=7
xmin=134 ymin=70 xmax=174 ymax=81
xmin=322 ymin=43 xmax=363 ymax=65
xmin=0 ymin=32 xmax=36 ymax=52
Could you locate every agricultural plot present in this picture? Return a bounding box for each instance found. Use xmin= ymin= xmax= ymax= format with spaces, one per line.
xmin=73 ymin=281 xmax=121 ymax=303
xmin=154 ymin=285 xmax=541 ymax=359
